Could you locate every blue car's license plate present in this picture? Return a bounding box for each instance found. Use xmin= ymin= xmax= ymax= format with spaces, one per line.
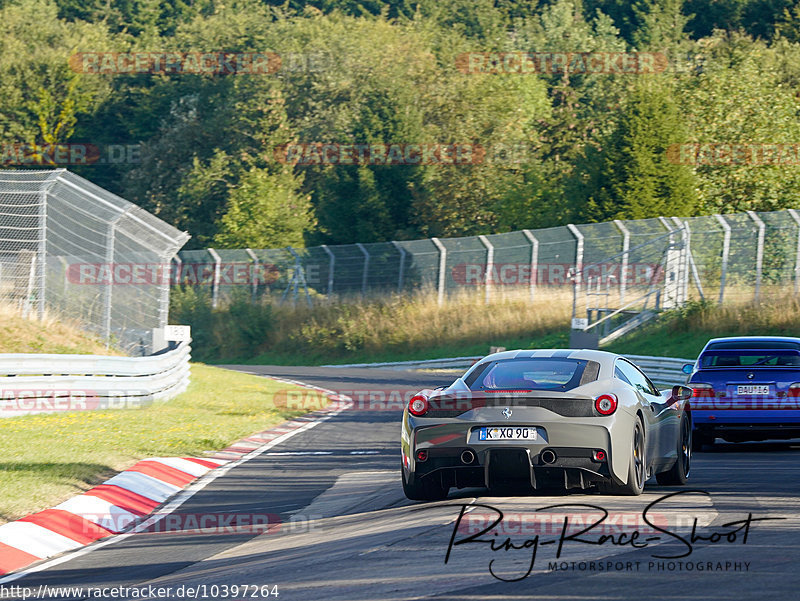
xmin=479 ymin=427 xmax=537 ymax=441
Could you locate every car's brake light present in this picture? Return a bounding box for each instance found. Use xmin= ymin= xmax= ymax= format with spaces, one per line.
xmin=692 ymin=383 xmax=715 ymax=398
xmin=595 ymin=394 xmax=618 ymax=415
xmin=789 ymin=384 xmax=800 ymax=397
xmin=408 ymin=394 xmax=429 ymax=417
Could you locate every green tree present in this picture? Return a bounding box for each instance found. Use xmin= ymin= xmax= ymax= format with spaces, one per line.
xmin=214 ymin=167 xmax=313 ymax=248
xmin=574 ymin=79 xmax=697 ymax=222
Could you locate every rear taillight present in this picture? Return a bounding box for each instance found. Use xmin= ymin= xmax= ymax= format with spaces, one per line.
xmin=692 ymin=383 xmax=715 ymax=398
xmin=789 ymin=384 xmax=800 ymax=397
xmin=408 ymin=394 xmax=429 ymax=417
xmin=595 ymin=394 xmax=618 ymax=416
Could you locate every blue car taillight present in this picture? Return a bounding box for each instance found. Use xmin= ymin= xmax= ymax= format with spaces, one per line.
xmin=692 ymin=383 xmax=715 ymax=398
xmin=789 ymin=384 xmax=800 ymax=397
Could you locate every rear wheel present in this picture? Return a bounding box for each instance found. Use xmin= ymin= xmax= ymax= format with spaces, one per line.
xmin=599 ymin=420 xmax=646 ymax=496
xmin=656 ymin=414 xmax=691 ymax=485
xmin=401 ymin=462 xmax=449 ymax=501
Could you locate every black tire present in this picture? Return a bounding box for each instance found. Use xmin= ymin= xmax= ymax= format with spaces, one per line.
xmin=656 ymin=414 xmax=691 ymax=485
xmin=692 ymin=430 xmax=713 ymax=452
xmin=599 ymin=419 xmax=646 ymax=496
xmin=401 ymin=463 xmax=449 ymax=501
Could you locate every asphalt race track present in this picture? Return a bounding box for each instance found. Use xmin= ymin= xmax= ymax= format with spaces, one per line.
xmin=4 ymin=366 xmax=800 ymax=600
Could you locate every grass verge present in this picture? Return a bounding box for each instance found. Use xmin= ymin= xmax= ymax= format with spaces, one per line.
xmin=0 ymin=305 xmax=117 ymax=355
xmin=604 ymin=296 xmax=800 ymax=359
xmin=0 ymin=364 xmax=304 ymax=523
xmin=171 ymin=288 xmax=573 ymax=365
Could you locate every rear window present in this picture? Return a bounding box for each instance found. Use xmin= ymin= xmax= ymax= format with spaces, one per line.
xmin=707 ymin=340 xmax=800 ymax=350
xmin=699 ymin=350 xmax=800 ymax=368
xmin=466 ymin=358 xmax=599 ymax=391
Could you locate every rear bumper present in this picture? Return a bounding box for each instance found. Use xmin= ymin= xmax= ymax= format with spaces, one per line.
xmin=413 ymin=446 xmax=612 ymax=490
xmin=401 ymin=408 xmax=631 ymax=488
xmin=693 ymin=409 xmax=800 ymax=425
xmin=694 ymin=412 xmax=800 ymax=441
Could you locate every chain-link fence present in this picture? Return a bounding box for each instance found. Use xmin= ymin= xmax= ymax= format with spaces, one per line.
xmin=0 ymin=169 xmax=189 ymax=352
xmin=179 ymin=209 xmax=798 ymax=313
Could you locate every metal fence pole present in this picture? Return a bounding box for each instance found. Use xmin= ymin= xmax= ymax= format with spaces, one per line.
xmin=245 ymin=248 xmax=259 ymax=303
xmin=672 ymin=217 xmax=704 ymax=300
xmin=104 ymin=222 xmax=116 ymax=346
xmin=713 ymin=214 xmax=731 ymax=305
xmin=157 ymin=257 xmax=170 ymax=328
xmin=356 ymin=243 xmax=370 ymax=297
xmin=747 ymin=211 xmax=765 ymax=302
xmin=613 ymin=220 xmax=630 ymax=304
xmin=431 ymin=237 xmax=447 ymax=306
xmin=321 ymin=244 xmax=335 ymax=296
xmin=37 ymin=171 xmax=59 ymax=319
xmin=392 ymin=241 xmax=407 ymax=293
xmin=787 ymin=209 xmax=800 ymax=296
xmin=522 ymin=229 xmax=539 ymax=302
xmin=567 ymin=224 xmax=584 ymax=294
xmin=478 ymin=235 xmax=493 ymax=304
xmin=208 ymin=248 xmax=221 ymax=308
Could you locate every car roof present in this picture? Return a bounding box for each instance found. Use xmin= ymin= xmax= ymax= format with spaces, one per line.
xmin=702 ymin=336 xmax=800 ymax=348
xmin=465 ymin=349 xmax=628 ymax=383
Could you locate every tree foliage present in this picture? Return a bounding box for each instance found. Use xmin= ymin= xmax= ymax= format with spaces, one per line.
xmin=2 ymin=0 xmax=800 ymax=249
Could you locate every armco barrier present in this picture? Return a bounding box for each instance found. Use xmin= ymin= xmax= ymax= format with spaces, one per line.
xmin=323 ymin=353 xmax=692 ymax=387
xmin=0 ymin=341 xmax=191 ymax=416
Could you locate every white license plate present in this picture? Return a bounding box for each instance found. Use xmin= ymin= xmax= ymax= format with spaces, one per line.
xmin=736 ymin=385 xmax=770 ymax=395
xmin=479 ymin=427 xmax=538 ymax=441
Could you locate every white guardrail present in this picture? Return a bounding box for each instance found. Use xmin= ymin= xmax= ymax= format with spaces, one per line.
xmin=323 ymin=354 xmax=693 ymax=387
xmin=0 ymin=340 xmax=191 ymax=417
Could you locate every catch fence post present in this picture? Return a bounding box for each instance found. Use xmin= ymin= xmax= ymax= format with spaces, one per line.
xmin=431 ymin=237 xmax=447 ymax=306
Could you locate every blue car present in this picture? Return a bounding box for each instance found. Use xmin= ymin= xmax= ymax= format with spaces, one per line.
xmin=683 ymin=336 xmax=800 ymax=449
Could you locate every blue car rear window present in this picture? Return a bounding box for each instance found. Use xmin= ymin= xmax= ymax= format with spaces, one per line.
xmin=706 ymin=340 xmax=800 ymax=350
xmin=699 ymin=350 xmax=800 ymax=368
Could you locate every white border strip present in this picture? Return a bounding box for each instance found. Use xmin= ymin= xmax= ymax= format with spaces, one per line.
xmin=0 ymin=376 xmax=352 ymax=585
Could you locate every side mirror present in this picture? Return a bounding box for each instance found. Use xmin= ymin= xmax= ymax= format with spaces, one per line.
xmin=682 ymin=363 xmax=694 ymax=375
xmin=669 ymin=385 xmax=693 ymax=405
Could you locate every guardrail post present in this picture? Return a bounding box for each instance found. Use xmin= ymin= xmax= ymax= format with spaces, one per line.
xmin=567 ymin=224 xmax=584 ymax=294
xmin=747 ymin=211 xmax=765 ymax=302
xmin=787 ymin=209 xmax=800 ymax=296
xmin=478 ymin=235 xmax=493 ymax=304
xmin=207 ymin=248 xmax=221 ymax=308
xmin=613 ymin=220 xmax=630 ymax=304
xmin=431 ymin=237 xmax=447 ymax=306
xmin=245 ymin=248 xmax=259 ymax=303
xmin=356 ymin=243 xmax=370 ymax=297
xmin=713 ymin=214 xmax=731 ymax=305
xmin=392 ymin=241 xmax=407 ymax=293
xmin=321 ymin=244 xmax=335 ymax=296
xmin=522 ymin=229 xmax=539 ymax=301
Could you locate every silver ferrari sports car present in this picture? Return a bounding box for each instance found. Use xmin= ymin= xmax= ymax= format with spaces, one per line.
xmin=401 ymin=349 xmax=693 ymax=500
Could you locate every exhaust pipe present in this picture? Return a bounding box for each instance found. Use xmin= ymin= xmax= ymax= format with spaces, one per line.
xmin=540 ymin=449 xmax=557 ymax=465
xmin=460 ymin=449 xmax=476 ymax=465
